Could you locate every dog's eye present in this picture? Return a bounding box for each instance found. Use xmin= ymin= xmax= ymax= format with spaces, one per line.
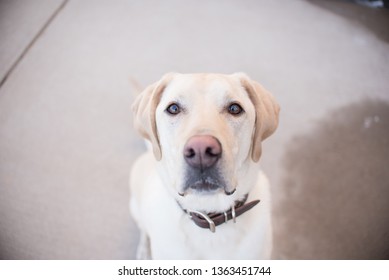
xmin=166 ymin=103 xmax=181 ymax=115
xmin=228 ymin=103 xmax=244 ymax=115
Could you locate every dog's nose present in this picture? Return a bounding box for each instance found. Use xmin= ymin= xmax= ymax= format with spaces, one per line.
xmin=184 ymin=135 xmax=222 ymax=170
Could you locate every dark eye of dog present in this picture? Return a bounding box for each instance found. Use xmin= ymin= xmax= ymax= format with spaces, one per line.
xmin=166 ymin=103 xmax=181 ymax=115
xmin=228 ymin=103 xmax=244 ymax=115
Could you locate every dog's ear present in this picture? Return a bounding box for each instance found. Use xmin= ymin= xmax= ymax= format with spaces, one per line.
xmin=234 ymin=73 xmax=280 ymax=162
xmin=132 ymin=73 xmax=175 ymax=160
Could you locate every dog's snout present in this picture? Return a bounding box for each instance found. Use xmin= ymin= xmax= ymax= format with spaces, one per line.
xmin=184 ymin=135 xmax=221 ymax=170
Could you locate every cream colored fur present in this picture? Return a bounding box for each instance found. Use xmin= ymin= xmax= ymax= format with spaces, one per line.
xmin=130 ymin=73 xmax=279 ymax=259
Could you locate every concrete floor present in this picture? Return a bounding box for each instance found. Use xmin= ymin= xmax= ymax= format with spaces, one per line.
xmin=0 ymin=0 xmax=388 ymax=259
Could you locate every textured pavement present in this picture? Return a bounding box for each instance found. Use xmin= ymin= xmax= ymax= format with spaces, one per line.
xmin=0 ymin=0 xmax=388 ymax=259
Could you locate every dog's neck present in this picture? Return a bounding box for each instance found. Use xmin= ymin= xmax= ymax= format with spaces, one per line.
xmin=177 ymin=194 xmax=260 ymax=233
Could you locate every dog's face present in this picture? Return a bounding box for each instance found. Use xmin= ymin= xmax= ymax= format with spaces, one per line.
xmin=133 ymin=73 xmax=279 ymax=212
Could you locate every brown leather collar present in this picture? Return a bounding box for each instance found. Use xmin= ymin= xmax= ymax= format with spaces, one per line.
xmin=179 ymin=195 xmax=260 ymax=233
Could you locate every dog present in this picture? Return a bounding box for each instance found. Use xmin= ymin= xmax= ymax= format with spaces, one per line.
xmin=129 ymin=73 xmax=279 ymax=259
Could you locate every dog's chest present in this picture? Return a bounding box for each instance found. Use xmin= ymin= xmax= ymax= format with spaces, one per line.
xmin=147 ymin=201 xmax=264 ymax=259
xmin=182 ymin=220 xmax=253 ymax=259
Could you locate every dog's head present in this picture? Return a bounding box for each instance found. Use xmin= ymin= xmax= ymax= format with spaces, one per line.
xmin=132 ymin=73 xmax=279 ymax=212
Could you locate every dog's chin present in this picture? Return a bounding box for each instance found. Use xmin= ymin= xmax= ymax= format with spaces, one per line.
xmin=178 ymin=183 xmax=236 ymax=197
xmin=176 ymin=186 xmax=238 ymax=213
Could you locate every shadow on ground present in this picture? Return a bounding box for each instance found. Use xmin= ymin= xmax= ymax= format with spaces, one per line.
xmin=274 ymin=99 xmax=389 ymax=259
xmin=308 ymin=0 xmax=389 ymax=43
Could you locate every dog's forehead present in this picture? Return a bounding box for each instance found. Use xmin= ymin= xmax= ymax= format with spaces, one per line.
xmin=162 ymin=74 xmax=245 ymax=101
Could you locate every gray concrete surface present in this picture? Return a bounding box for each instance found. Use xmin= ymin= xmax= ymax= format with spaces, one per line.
xmin=0 ymin=0 xmax=64 ymax=85
xmin=0 ymin=0 xmax=388 ymax=259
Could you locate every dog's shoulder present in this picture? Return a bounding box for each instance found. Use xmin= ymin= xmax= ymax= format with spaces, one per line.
xmin=130 ymin=152 xmax=154 ymax=190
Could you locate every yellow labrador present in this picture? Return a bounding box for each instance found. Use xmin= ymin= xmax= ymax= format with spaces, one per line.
xmin=130 ymin=73 xmax=279 ymax=259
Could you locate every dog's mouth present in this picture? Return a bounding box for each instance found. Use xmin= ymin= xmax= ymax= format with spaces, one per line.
xmin=178 ymin=179 xmax=236 ymax=197
xmin=191 ymin=180 xmax=220 ymax=192
xmin=180 ymin=166 xmax=236 ymax=197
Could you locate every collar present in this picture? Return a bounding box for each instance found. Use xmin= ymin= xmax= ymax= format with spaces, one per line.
xmin=178 ymin=194 xmax=260 ymax=233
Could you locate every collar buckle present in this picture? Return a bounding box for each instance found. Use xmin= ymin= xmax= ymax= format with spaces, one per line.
xmin=189 ymin=210 xmax=216 ymax=232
